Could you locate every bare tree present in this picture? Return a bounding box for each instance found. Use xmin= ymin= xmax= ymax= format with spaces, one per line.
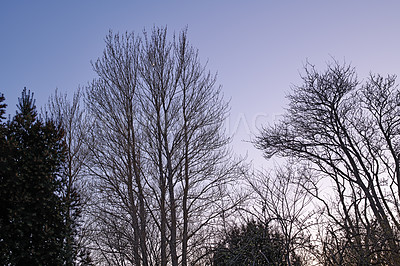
xmin=46 ymin=88 xmax=93 ymax=264
xmin=85 ymin=27 xmax=243 ymax=265
xmin=255 ymin=60 xmax=400 ymax=264
xmin=246 ymin=163 xmax=315 ymax=265
xmin=84 ymin=30 xmax=148 ymax=265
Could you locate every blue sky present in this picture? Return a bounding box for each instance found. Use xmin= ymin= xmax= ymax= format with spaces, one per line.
xmin=1 ymin=1 xmax=400 ymax=164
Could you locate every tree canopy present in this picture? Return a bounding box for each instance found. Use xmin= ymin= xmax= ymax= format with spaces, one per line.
xmin=212 ymin=220 xmax=303 ymax=266
xmin=0 ymin=89 xmax=75 ymax=265
xmin=256 ymin=61 xmax=400 ymax=264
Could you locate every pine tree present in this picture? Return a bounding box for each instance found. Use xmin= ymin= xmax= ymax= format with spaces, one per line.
xmin=212 ymin=220 xmax=303 ymax=266
xmin=0 ymin=93 xmax=8 ymax=263
xmin=0 ymin=93 xmax=6 ymax=120
xmin=0 ymin=88 xmax=72 ymax=265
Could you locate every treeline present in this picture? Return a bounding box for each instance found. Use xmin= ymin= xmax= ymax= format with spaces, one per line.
xmin=0 ymin=89 xmax=87 ymax=264
xmin=1 ymin=27 xmax=400 ymax=265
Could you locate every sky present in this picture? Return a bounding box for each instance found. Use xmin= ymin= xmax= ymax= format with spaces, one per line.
xmin=1 ymin=1 xmax=400 ymax=166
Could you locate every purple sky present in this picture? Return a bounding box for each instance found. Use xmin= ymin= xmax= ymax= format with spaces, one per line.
xmin=1 ymin=1 xmax=400 ymax=164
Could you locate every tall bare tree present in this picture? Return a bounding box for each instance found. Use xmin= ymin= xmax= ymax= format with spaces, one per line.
xmin=86 ymin=27 xmax=242 ymax=265
xmin=256 ymin=60 xmax=400 ymax=264
xmin=47 ymin=88 xmax=93 ymax=264
xmin=85 ymin=30 xmax=148 ymax=265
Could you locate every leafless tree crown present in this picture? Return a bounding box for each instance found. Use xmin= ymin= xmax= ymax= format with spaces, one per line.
xmin=256 ymin=60 xmax=400 ymax=265
xmin=84 ymin=27 xmax=242 ymax=266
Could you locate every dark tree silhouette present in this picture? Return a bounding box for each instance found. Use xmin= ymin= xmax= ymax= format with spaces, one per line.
xmin=85 ymin=27 xmax=243 ymax=265
xmin=212 ymin=220 xmax=303 ymax=265
xmin=0 ymin=88 xmax=74 ymax=265
xmin=246 ymin=164 xmax=315 ymax=265
xmin=256 ymin=61 xmax=400 ymax=264
xmin=0 ymin=93 xmax=6 ymax=120
xmin=47 ymin=88 xmax=93 ymax=265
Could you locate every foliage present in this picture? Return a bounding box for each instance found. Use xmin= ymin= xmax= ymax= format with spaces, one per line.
xmin=0 ymin=93 xmax=6 ymax=120
xmin=212 ymin=220 xmax=303 ymax=266
xmin=0 ymin=88 xmax=75 ymax=265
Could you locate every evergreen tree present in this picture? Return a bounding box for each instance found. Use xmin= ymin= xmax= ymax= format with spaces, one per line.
xmin=212 ymin=220 xmax=303 ymax=266
xmin=0 ymin=93 xmax=6 ymax=120
xmin=0 ymin=88 xmax=71 ymax=265
xmin=0 ymin=93 xmax=8 ymax=263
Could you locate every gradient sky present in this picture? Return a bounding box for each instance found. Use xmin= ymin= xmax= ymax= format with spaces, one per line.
xmin=1 ymin=1 xmax=400 ymax=165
